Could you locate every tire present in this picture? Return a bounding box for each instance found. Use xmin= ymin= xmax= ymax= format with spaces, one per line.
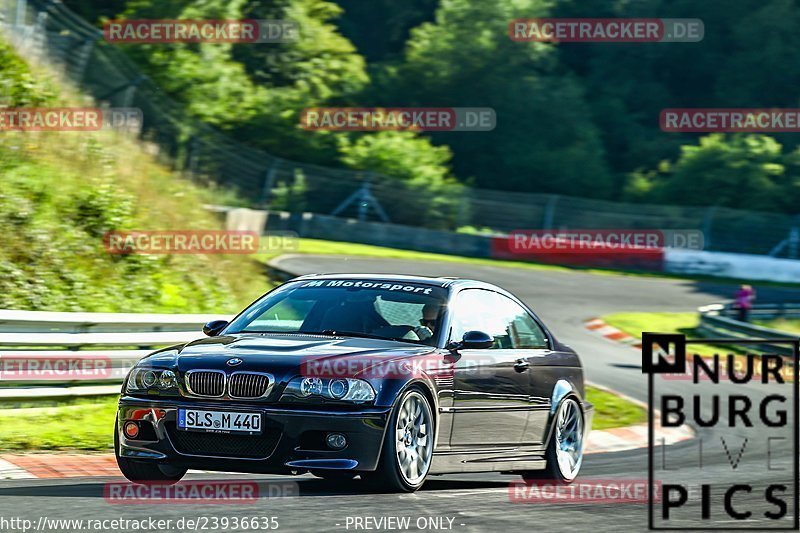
xmin=114 ymin=417 xmax=186 ymax=485
xmin=364 ymin=388 xmax=434 ymax=493
xmin=522 ymin=397 xmax=584 ymax=484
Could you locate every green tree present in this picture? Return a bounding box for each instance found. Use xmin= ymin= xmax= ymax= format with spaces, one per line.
xmin=630 ymin=134 xmax=799 ymax=213
xmin=552 ymin=0 xmax=800 ymax=176
xmin=384 ymin=0 xmax=613 ymax=197
xmin=338 ymin=131 xmax=463 ymax=227
xmin=118 ymin=0 xmax=368 ymax=163
xmin=332 ymin=0 xmax=438 ymax=61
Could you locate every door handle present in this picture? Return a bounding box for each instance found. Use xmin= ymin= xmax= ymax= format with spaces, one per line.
xmin=513 ymin=359 xmax=530 ymax=372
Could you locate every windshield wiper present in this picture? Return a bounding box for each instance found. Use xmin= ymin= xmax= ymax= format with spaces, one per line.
xmin=300 ymin=330 xmax=421 ymax=344
xmin=238 ymin=330 xmax=293 ymax=334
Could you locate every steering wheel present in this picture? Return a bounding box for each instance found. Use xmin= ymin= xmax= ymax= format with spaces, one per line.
xmin=371 ymin=324 xmax=419 ymax=340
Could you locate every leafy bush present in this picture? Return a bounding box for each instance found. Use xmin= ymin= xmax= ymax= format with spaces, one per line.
xmin=0 ymin=40 xmax=268 ymax=313
xmin=628 ymin=134 xmax=800 ymax=213
xmin=338 ymin=131 xmax=464 ymax=228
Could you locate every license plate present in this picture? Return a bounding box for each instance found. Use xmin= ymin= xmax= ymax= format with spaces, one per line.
xmin=177 ymin=409 xmax=262 ymax=435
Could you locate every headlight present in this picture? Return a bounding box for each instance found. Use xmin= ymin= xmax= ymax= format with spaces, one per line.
xmin=126 ymin=367 xmax=180 ymax=395
xmin=300 ymin=377 xmax=323 ymax=397
xmin=159 ymin=370 xmax=177 ymax=389
xmin=282 ymin=377 xmax=375 ymax=403
xmin=329 ymin=379 xmax=348 ymax=399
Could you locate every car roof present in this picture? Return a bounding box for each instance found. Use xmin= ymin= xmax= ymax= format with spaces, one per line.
xmin=289 ymin=273 xmax=501 ymax=291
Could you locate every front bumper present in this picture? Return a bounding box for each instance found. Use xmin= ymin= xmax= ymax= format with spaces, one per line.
xmin=117 ymin=396 xmax=391 ymax=474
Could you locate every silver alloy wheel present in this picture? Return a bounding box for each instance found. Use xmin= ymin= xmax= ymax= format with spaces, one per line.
xmin=554 ymin=398 xmax=584 ymax=481
xmin=395 ymin=391 xmax=433 ymax=485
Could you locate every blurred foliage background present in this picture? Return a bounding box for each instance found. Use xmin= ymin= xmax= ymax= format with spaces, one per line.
xmin=3 ymin=0 xmax=800 ymax=312
xmin=61 ymin=0 xmax=800 ymax=213
xmin=0 ymin=40 xmax=267 ymax=312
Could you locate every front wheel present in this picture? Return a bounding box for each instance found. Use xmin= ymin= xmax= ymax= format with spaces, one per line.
xmin=365 ymin=389 xmax=434 ymax=492
xmin=522 ymin=397 xmax=584 ymax=484
xmin=114 ymin=418 xmax=186 ymax=485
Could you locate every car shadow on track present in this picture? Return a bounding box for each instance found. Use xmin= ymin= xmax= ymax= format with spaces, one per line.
xmin=610 ymin=363 xmax=642 ymax=370
xmin=0 ymin=476 xmax=513 ymax=499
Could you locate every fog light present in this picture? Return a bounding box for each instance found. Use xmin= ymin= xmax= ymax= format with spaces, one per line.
xmin=123 ymin=421 xmax=139 ymax=439
xmin=326 ymin=432 xmax=347 ymax=450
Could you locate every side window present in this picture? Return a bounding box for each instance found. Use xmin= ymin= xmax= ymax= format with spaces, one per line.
xmin=450 ymin=290 xmax=504 ymax=349
xmin=450 ymin=289 xmax=548 ymax=349
xmin=504 ymin=300 xmax=548 ymax=349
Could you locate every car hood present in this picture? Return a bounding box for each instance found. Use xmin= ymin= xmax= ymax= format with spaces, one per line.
xmin=144 ymin=333 xmax=436 ymax=382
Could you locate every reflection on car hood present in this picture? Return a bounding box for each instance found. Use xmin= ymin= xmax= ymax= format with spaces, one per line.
xmin=144 ymin=333 xmax=436 ymax=380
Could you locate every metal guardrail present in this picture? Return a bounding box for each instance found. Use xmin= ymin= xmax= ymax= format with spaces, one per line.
xmin=0 ymin=310 xmax=228 ymax=333
xmin=0 ymin=310 xmax=227 ymax=399
xmin=0 ymin=331 xmax=203 ymax=347
xmin=697 ymin=303 xmax=800 ymax=356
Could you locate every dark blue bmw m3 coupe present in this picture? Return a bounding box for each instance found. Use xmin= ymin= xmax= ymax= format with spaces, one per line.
xmin=116 ymin=274 xmax=592 ymax=492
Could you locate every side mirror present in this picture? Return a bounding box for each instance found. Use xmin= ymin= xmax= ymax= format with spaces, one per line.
xmin=203 ymin=320 xmax=229 ymax=337
xmin=449 ymin=330 xmax=494 ymax=351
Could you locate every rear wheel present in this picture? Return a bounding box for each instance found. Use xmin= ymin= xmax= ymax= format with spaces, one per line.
xmin=522 ymin=397 xmax=584 ymax=484
xmin=114 ymin=418 xmax=186 ymax=485
xmin=365 ymin=389 xmax=434 ymax=492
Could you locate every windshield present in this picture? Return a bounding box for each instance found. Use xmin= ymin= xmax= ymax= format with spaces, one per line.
xmin=225 ymin=279 xmax=449 ymax=346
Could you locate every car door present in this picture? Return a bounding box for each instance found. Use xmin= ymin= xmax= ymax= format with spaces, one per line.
xmin=446 ymin=289 xmax=534 ymax=447
xmin=499 ymin=296 xmax=554 ymax=445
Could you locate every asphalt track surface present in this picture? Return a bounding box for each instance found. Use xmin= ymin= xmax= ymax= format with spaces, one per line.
xmin=2 ymin=255 xmax=800 ymax=533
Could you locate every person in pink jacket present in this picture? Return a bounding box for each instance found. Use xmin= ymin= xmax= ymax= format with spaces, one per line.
xmin=734 ymin=284 xmax=756 ymax=321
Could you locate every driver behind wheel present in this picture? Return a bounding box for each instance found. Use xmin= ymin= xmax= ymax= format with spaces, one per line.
xmin=414 ymin=303 xmax=443 ymax=341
